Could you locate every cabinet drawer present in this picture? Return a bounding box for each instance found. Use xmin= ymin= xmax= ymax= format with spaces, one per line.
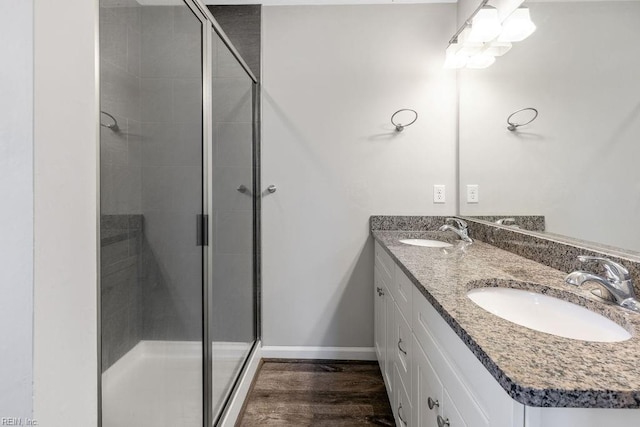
xmin=394 ymin=267 xmax=413 ymax=323
xmin=394 ymin=301 xmax=413 ymax=404
xmin=395 ymin=364 xmax=413 ymax=427
xmin=375 ymin=241 xmax=394 ymax=289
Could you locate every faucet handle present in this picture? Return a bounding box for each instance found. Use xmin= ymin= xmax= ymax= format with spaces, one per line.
xmin=577 ymin=256 xmax=631 ymax=282
xmin=445 ymin=218 xmax=467 ymax=229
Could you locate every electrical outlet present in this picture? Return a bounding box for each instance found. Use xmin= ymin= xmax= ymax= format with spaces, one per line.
xmin=467 ymin=184 xmax=479 ymax=203
xmin=433 ymin=185 xmax=446 ymax=204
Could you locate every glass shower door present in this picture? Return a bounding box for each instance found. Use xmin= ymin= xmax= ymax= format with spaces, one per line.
xmin=100 ymin=1 xmax=205 ymax=426
xmin=209 ymin=30 xmax=257 ymax=422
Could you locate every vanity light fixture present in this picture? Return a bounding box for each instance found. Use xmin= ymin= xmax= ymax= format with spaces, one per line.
xmin=467 ymin=53 xmax=496 ymax=69
xmin=468 ymin=7 xmax=502 ymax=43
xmin=483 ymin=41 xmax=512 ymax=57
xmin=451 ymin=28 xmax=483 ymax=56
xmin=443 ymin=2 xmax=536 ymax=70
xmin=444 ymin=51 xmax=468 ymax=69
xmin=498 ymin=7 xmax=536 ymax=42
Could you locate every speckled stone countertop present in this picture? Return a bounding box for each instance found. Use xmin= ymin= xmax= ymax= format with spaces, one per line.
xmin=372 ymin=230 xmax=640 ymax=408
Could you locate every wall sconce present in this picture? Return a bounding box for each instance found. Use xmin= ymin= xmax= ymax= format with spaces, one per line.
xmin=443 ymin=1 xmax=536 ymax=70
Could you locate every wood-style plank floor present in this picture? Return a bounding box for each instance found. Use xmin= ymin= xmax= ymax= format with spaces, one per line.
xmin=237 ymin=360 xmax=395 ymax=426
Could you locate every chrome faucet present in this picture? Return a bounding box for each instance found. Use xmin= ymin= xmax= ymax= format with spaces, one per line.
xmin=439 ymin=218 xmax=473 ymax=243
xmin=565 ymin=255 xmax=640 ymax=313
xmin=495 ymin=218 xmax=520 ymax=228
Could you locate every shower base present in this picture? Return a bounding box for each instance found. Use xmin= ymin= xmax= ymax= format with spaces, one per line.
xmin=102 ymin=340 xmax=251 ymax=427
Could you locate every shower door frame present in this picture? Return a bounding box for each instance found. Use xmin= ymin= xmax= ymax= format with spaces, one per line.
xmin=96 ymin=0 xmax=261 ymax=426
xmin=192 ymin=1 xmax=261 ymax=425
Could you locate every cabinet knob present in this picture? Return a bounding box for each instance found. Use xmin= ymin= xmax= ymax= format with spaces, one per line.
xmin=437 ymin=415 xmax=450 ymax=427
xmin=427 ymin=397 xmax=439 ymax=410
xmin=397 ymin=338 xmax=407 ymax=355
xmin=398 ymin=403 xmax=408 ymax=426
xmin=376 ymin=287 xmax=385 ymax=296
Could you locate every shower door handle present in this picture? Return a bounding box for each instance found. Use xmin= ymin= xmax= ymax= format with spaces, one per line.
xmin=267 ymin=185 xmax=277 ymax=193
xmin=197 ymin=214 xmax=208 ymax=246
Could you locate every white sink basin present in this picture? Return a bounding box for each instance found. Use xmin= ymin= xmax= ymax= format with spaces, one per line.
xmin=467 ymin=287 xmax=631 ymax=342
xmin=399 ymin=239 xmax=453 ymax=248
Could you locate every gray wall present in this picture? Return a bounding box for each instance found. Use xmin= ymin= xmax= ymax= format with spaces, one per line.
xmin=262 ymin=4 xmax=458 ymax=347
xmin=0 ymin=0 xmax=34 ymax=419
xmin=459 ymin=1 xmax=640 ymax=252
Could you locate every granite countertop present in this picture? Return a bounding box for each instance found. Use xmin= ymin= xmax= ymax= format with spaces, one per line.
xmin=372 ymin=230 xmax=640 ymax=409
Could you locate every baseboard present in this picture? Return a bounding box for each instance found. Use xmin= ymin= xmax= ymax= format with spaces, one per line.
xmin=219 ymin=340 xmax=263 ymax=427
xmin=261 ymin=345 xmax=377 ymax=361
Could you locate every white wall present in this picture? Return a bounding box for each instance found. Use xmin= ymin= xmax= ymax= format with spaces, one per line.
xmin=262 ymin=4 xmax=457 ymax=348
xmin=0 ymin=0 xmax=34 ymax=420
xmin=33 ymin=0 xmax=99 ymax=425
xmin=459 ymin=1 xmax=640 ymax=252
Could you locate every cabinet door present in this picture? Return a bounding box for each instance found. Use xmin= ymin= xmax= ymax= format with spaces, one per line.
xmin=395 ymin=364 xmax=413 ymax=427
xmin=384 ymin=288 xmax=396 ymax=400
xmin=374 ymin=266 xmax=387 ymax=375
xmin=413 ymin=336 xmax=443 ymax=427
xmin=394 ymin=301 xmax=413 ymax=404
xmin=441 ymin=389 xmax=468 ymax=427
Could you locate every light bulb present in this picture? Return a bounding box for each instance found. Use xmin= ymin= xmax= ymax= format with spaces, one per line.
xmin=455 ymin=27 xmax=483 ymax=56
xmin=498 ymin=8 xmax=536 ymax=42
xmin=468 ymin=7 xmax=502 ymax=43
xmin=484 ymin=41 xmax=512 ymax=57
xmin=443 ymin=50 xmax=468 ymax=69
xmin=467 ymin=53 xmax=496 ymax=69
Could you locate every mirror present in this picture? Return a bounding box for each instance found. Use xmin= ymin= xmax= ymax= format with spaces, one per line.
xmin=458 ymin=0 xmax=640 ymax=253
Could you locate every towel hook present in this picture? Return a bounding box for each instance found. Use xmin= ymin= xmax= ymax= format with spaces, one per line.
xmin=507 ymin=107 xmax=538 ymax=131
xmin=391 ymin=109 xmax=418 ymax=132
xmin=100 ymin=110 xmax=120 ymax=132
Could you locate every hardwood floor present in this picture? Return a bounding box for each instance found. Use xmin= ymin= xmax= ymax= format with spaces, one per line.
xmin=237 ymin=359 xmax=395 ymax=426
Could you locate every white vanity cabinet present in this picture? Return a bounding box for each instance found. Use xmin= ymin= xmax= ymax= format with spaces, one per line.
xmin=374 ymin=240 xmax=640 ymax=427
xmin=373 ymin=241 xmax=523 ymax=427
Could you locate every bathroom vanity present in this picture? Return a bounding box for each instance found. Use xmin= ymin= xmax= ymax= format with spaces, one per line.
xmin=372 ymin=220 xmax=640 ymax=427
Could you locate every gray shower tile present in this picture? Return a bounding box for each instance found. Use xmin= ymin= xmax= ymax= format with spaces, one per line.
xmin=140 ymin=78 xmax=172 ymax=123
xmin=100 ymin=6 xmax=128 ymax=72
xmin=173 ymin=78 xmax=203 ymax=124
xmin=127 ymin=27 xmax=141 ymax=77
xmin=100 ymin=117 xmax=129 ymax=166
xmin=212 ymin=166 xmax=253 ymax=211
xmin=101 ymin=61 xmax=141 ymax=122
xmin=216 ymin=122 xmax=253 ymax=167
xmin=140 ymin=122 xmax=202 ymax=167
xmin=101 ymin=239 xmax=130 ymax=268
xmin=212 ymin=78 xmax=253 ymax=123
xmin=215 ymin=210 xmax=253 ymax=255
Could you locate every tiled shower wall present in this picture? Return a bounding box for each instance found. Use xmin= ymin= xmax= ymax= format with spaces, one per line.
xmin=100 ymin=3 xmax=204 ymax=370
xmin=100 ymin=0 xmax=143 ymax=371
xmin=138 ymin=5 xmax=203 ymax=342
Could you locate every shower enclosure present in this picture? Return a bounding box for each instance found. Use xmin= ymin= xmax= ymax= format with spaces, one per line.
xmin=98 ymin=0 xmax=259 ymax=425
